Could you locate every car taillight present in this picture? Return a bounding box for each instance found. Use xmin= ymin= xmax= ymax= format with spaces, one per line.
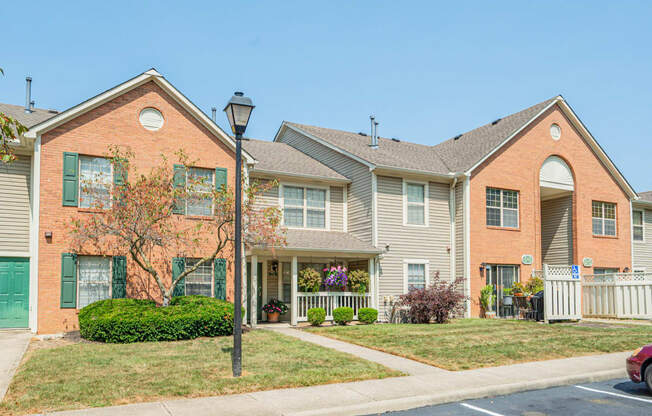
xmin=632 ymin=347 xmax=643 ymax=357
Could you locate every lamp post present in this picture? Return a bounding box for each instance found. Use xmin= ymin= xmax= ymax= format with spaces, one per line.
xmin=223 ymin=91 xmax=254 ymax=377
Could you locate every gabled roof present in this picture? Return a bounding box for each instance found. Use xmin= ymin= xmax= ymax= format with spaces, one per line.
xmin=243 ymin=139 xmax=349 ymax=183
xmin=23 ymin=69 xmax=254 ymax=163
xmin=0 ymin=103 xmax=58 ymax=128
xmin=637 ymin=191 xmax=652 ymax=203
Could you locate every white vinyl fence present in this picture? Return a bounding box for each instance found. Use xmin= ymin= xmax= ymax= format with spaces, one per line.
xmin=543 ymin=264 xmax=582 ymax=322
xmin=296 ymin=292 xmax=371 ymax=322
xmin=583 ymin=272 xmax=652 ymax=319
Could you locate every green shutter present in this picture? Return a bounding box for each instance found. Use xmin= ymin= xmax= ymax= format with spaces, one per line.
xmin=172 ymin=257 xmax=186 ymax=297
xmin=62 ymin=152 xmax=79 ymax=206
xmin=113 ymin=160 xmax=128 ymax=186
xmin=215 ymin=167 xmax=227 ymax=192
xmin=214 ymin=258 xmax=227 ymax=300
xmin=60 ymin=253 xmax=77 ymax=308
xmin=112 ymin=256 xmax=127 ymax=299
xmin=173 ymin=164 xmax=186 ymax=215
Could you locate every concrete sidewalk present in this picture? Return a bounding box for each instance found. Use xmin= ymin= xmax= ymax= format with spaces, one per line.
xmin=47 ymin=351 xmax=629 ymax=416
xmin=0 ymin=330 xmax=32 ymax=401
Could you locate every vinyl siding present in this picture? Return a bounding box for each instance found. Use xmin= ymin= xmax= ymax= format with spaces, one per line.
xmin=330 ymin=186 xmax=343 ymax=231
xmin=454 ymin=181 xmax=464 ymax=278
xmin=376 ymin=176 xmax=451 ymax=318
xmin=541 ymin=195 xmax=573 ymax=265
xmin=633 ymin=206 xmax=652 ymax=271
xmin=0 ymin=157 xmax=31 ymax=252
xmin=266 ymin=262 xmax=278 ymax=300
xmin=279 ymin=128 xmax=373 ymax=243
xmin=251 ymin=178 xmax=279 ymax=211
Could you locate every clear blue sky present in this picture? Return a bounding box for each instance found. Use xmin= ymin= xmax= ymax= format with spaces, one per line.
xmin=3 ymin=1 xmax=651 ymax=191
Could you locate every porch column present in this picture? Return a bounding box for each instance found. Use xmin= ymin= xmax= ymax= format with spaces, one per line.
xmin=242 ymin=257 xmax=248 ymax=324
xmin=368 ymin=257 xmax=377 ymax=309
xmin=291 ymin=256 xmax=298 ymax=326
xmin=251 ymin=254 xmax=258 ymax=328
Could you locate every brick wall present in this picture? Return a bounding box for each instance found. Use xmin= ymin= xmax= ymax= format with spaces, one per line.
xmin=468 ymin=104 xmax=632 ymax=316
xmin=38 ymin=81 xmax=236 ymax=333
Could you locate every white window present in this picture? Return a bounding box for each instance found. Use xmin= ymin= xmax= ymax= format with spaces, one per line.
xmin=594 ymin=268 xmax=619 ymax=275
xmin=633 ymin=210 xmax=644 ymax=242
xmin=403 ymin=260 xmax=429 ymax=292
xmin=282 ymin=184 xmax=328 ymax=229
xmin=79 ymin=156 xmax=112 ymax=209
xmin=186 ymin=168 xmax=214 ymax=216
xmin=185 ymin=258 xmax=213 ymax=296
xmin=403 ymin=181 xmax=428 ymax=226
xmin=592 ymin=201 xmax=616 ymax=236
xmin=78 ymin=256 xmax=111 ymax=308
xmin=486 ymin=188 xmax=518 ymax=228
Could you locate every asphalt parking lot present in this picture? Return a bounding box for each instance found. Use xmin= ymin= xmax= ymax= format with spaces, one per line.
xmin=370 ymin=378 xmax=652 ymax=415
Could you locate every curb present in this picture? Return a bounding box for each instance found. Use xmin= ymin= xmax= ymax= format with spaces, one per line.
xmin=287 ymin=369 xmax=626 ymax=416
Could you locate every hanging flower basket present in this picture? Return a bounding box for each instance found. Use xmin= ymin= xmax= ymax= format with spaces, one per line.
xmin=324 ymin=266 xmax=348 ymax=290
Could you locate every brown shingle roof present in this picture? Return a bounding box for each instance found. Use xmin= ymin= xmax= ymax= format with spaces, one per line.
xmin=283 ymin=229 xmax=379 ymax=253
xmin=243 ymin=139 xmax=348 ymax=181
xmin=0 ymin=103 xmax=58 ymax=128
xmin=639 ymin=191 xmax=652 ymax=202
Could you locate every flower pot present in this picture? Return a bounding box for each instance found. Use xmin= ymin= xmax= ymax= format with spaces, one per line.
xmin=484 ymin=311 xmax=497 ymax=319
xmin=267 ymin=311 xmax=280 ymax=323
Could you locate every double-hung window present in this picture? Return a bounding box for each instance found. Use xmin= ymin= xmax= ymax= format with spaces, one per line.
xmin=282 ymin=185 xmax=327 ymax=229
xmin=592 ymin=201 xmax=616 ymax=236
xmin=405 ymin=261 xmax=428 ymax=292
xmin=633 ymin=210 xmax=644 ymax=241
xmin=184 ymin=258 xmax=213 ymax=296
xmin=78 ymin=256 xmax=111 ymax=308
xmin=186 ymin=168 xmax=214 ymax=216
xmin=79 ymin=156 xmax=112 ymax=209
xmin=486 ymin=188 xmax=518 ymax=228
xmin=404 ymin=182 xmax=427 ymax=225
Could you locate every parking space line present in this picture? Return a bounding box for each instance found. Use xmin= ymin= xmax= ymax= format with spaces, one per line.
xmin=575 ymin=385 xmax=652 ymax=404
xmin=460 ymin=403 xmax=506 ymax=415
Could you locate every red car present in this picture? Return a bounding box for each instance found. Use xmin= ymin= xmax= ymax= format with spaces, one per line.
xmin=626 ymin=344 xmax=652 ymax=391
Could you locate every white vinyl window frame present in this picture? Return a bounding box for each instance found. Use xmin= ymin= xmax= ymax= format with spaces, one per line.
xmin=279 ymin=182 xmax=331 ymax=230
xmin=184 ymin=258 xmax=214 ymax=297
xmin=185 ymin=167 xmax=215 ymax=217
xmin=402 ymin=179 xmax=429 ymax=227
xmin=78 ymin=155 xmax=113 ymax=209
xmin=592 ymin=201 xmax=617 ymax=237
xmin=632 ymin=209 xmax=644 ymax=242
xmin=485 ymin=187 xmax=519 ymax=229
xmin=77 ymin=255 xmax=112 ymax=309
xmin=403 ymin=259 xmax=430 ymax=293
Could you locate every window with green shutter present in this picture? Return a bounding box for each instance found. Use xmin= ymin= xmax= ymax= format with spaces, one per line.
xmin=60 ymin=253 xmax=77 ymax=308
xmin=214 ymin=258 xmax=227 ymax=300
xmin=215 ymin=167 xmax=227 ymax=192
xmin=62 ymin=153 xmax=79 ymax=206
xmin=112 ymin=256 xmax=127 ymax=298
xmin=172 ymin=257 xmax=186 ymax=296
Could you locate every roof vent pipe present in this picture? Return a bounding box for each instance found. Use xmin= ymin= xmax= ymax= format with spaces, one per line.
xmin=211 ymin=107 xmax=217 ymax=122
xmin=369 ymin=115 xmax=378 ymax=148
xmin=25 ymin=77 xmax=33 ymax=113
xmin=30 ymin=100 xmax=35 ymax=111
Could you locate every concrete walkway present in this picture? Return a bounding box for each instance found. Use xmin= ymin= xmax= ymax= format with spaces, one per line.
xmin=264 ymin=326 xmax=447 ymax=376
xmin=0 ymin=330 xmax=32 ymax=401
xmin=46 ymin=350 xmax=629 ymax=416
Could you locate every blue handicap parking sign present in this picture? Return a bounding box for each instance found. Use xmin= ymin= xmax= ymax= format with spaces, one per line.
xmin=571 ymin=265 xmax=580 ymax=280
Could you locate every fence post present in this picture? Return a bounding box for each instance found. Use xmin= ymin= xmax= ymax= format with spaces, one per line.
xmin=543 ymin=264 xmax=549 ymax=324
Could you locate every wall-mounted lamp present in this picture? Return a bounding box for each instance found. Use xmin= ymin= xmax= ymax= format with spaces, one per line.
xmin=623 ymin=267 xmax=630 ymax=273
xmin=44 ymin=231 xmax=52 ymax=239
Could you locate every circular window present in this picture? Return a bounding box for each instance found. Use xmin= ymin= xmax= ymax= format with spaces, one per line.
xmin=139 ymin=108 xmax=164 ymax=131
xmin=550 ymin=123 xmax=561 ymax=141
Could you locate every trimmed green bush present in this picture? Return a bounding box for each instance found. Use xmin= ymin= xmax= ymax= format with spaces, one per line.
xmin=358 ymin=307 xmax=378 ymax=324
xmin=307 ymin=307 xmax=326 ymax=326
xmin=333 ymin=306 xmax=354 ymax=325
xmin=78 ymin=296 xmax=239 ymax=343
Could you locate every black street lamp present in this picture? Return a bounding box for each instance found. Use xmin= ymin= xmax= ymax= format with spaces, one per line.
xmin=223 ymin=91 xmax=254 ymax=377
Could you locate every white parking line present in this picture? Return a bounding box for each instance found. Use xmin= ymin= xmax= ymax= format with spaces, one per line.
xmin=575 ymin=385 xmax=652 ymax=404
xmin=460 ymin=403 xmax=506 ymax=416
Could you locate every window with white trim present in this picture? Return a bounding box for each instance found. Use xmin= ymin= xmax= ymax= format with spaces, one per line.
xmin=486 ymin=188 xmax=518 ymax=228
xmin=79 ymin=156 xmax=112 ymax=209
xmin=406 ymin=263 xmax=427 ymax=291
xmin=633 ymin=210 xmax=644 ymax=241
xmin=592 ymin=201 xmax=616 ymax=236
xmin=282 ymin=185 xmax=327 ymax=229
xmin=184 ymin=258 xmax=213 ymax=296
xmin=406 ymin=182 xmax=426 ymax=225
xmin=594 ymin=267 xmax=619 ymax=275
xmin=186 ymin=168 xmax=214 ymax=216
xmin=78 ymin=256 xmax=111 ymax=308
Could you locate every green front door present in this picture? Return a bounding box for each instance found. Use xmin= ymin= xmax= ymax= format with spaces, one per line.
xmin=0 ymin=258 xmax=30 ymax=328
xmin=246 ymin=262 xmax=263 ymax=323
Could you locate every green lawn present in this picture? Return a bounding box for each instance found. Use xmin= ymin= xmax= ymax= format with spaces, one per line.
xmin=0 ymin=330 xmax=400 ymax=416
xmin=306 ymin=319 xmax=652 ymax=371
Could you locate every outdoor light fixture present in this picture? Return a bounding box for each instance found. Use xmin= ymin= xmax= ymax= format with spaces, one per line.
xmin=224 ymin=91 xmax=254 ymax=378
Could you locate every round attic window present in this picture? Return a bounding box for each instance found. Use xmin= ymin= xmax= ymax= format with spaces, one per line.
xmin=139 ymin=108 xmax=164 ymax=131
xmin=550 ymin=123 xmax=561 ymax=141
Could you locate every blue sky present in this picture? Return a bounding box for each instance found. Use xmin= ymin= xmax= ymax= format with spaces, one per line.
xmin=3 ymin=1 xmax=651 ymax=190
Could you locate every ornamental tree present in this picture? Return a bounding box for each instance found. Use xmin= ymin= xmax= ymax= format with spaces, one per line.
xmin=0 ymin=68 xmax=28 ymax=163
xmin=68 ymin=145 xmax=285 ymax=306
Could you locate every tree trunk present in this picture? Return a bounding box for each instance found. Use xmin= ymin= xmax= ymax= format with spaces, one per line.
xmin=162 ymin=292 xmax=170 ymax=307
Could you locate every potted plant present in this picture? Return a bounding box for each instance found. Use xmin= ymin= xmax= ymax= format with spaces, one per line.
xmin=298 ymin=267 xmax=322 ymax=292
xmin=511 ymin=282 xmax=526 ymax=297
xmin=262 ymin=298 xmax=288 ymax=323
xmin=480 ymin=285 xmax=496 ymax=318
xmin=502 ymin=287 xmax=513 ymax=307
xmin=323 ymin=265 xmax=348 ymax=290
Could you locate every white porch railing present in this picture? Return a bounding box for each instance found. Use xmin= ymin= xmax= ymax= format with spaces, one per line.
xmin=296 ymin=292 xmax=372 ymax=322
xmin=583 ymin=273 xmax=652 ymax=319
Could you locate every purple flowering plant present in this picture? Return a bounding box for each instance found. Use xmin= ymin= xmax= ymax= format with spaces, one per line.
xmin=324 ymin=265 xmax=348 ymax=289
xmin=262 ymin=298 xmax=288 ymax=315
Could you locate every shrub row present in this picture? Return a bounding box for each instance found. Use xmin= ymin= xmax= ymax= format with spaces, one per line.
xmin=79 ymin=296 xmax=239 ymax=343
xmin=306 ymin=307 xmax=378 ymax=326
